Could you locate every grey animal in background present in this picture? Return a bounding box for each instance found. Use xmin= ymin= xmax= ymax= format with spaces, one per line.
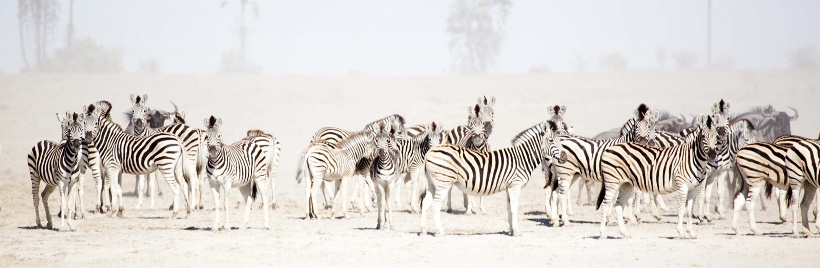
xmin=729 ymin=105 xmax=798 ymax=142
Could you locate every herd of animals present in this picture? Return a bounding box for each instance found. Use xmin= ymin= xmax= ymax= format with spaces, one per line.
xmin=24 ymin=94 xmax=820 ymax=239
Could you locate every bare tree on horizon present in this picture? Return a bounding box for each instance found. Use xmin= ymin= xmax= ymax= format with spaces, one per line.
xmin=17 ymin=0 xmax=60 ymax=70
xmin=446 ymin=0 xmax=512 ymax=74
xmin=221 ymin=0 xmax=259 ymax=64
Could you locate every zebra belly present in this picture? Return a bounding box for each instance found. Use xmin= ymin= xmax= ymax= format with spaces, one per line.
xmin=453 ymin=178 xmax=505 ymax=197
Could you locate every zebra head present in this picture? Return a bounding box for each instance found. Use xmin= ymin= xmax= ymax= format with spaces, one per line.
xmin=478 ymin=96 xmax=496 ymax=136
xmin=542 ymin=120 xmax=567 ymax=164
xmin=466 ymin=104 xmax=487 ymax=148
xmin=697 ymin=114 xmax=720 ymax=160
xmin=129 ymin=94 xmax=150 ymax=135
xmin=712 ymin=99 xmax=731 ymax=138
xmin=58 ymin=111 xmax=85 ymax=150
xmin=732 ymin=119 xmax=757 ymax=146
xmin=374 ymin=122 xmax=399 ymax=158
xmin=204 ymin=116 xmax=224 ymax=158
xmin=82 ymin=102 xmax=105 ymax=141
xmin=548 ymin=104 xmax=572 ymax=135
xmin=425 ymin=121 xmax=445 ymax=148
xmin=630 ymin=104 xmax=659 ymax=146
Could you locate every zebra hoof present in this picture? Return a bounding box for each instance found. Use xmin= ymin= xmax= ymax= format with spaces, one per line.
xmin=46 ymin=223 xmax=53 ymax=229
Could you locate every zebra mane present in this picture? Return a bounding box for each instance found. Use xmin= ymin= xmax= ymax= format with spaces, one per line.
xmin=337 ymin=131 xmax=372 ymax=151
xmin=364 ymin=114 xmax=405 ymax=131
xmin=511 ymin=121 xmax=556 ymax=147
xmin=207 ymin=116 xmax=219 ymax=129
xmin=718 ymin=99 xmax=728 ymax=113
xmin=246 ymin=129 xmax=271 ymax=138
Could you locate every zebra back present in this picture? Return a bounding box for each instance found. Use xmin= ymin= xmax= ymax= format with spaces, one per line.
xmin=785 ymin=139 xmax=820 ymax=191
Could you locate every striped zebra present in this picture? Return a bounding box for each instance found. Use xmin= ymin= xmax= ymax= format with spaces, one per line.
xmin=165 ymin=108 xmax=211 ymax=210
xmin=420 ymin=120 xmax=567 ymax=236
xmin=243 ymin=129 xmax=282 ymax=210
xmin=28 ymin=112 xmax=85 ymax=231
xmin=597 ymin=115 xmax=719 ymax=239
xmin=297 ymin=130 xmax=377 ymax=219
xmin=307 ymin=114 xmax=406 ymax=212
xmin=83 ymin=101 xmax=189 ymax=218
xmin=696 ymin=118 xmax=755 ymax=221
xmin=370 ymin=123 xmax=401 ymax=229
xmin=204 ymin=117 xmax=276 ymax=230
xmin=128 ymin=94 xmax=206 ymax=211
xmin=731 ymin=135 xmax=813 ymax=235
xmin=445 ymin=99 xmax=495 ymax=215
xmin=547 ymin=104 xmax=658 ymax=226
xmin=785 ymin=139 xmax=820 ymax=237
xmin=392 ymin=121 xmax=445 ymax=213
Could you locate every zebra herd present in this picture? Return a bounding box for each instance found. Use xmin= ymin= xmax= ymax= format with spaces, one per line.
xmin=27 ymin=94 xmax=819 ymax=239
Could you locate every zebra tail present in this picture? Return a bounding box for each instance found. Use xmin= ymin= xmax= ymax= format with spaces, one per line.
xmin=595 ymin=179 xmax=606 ymax=210
xmin=764 ymin=181 xmax=774 ymax=199
xmin=295 ymin=147 xmax=309 ymax=184
xmin=785 ymin=186 xmax=793 ymax=208
xmin=269 ymin=138 xmax=281 ymax=182
xmin=250 ymin=179 xmax=258 ymax=200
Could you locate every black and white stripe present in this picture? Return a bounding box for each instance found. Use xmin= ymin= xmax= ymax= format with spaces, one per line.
xmin=392 ymin=122 xmax=445 ymax=213
xmin=28 ymin=112 xmax=85 ymax=231
xmin=204 ymin=117 xmax=275 ymax=230
xmin=370 ymin=123 xmax=401 ymax=230
xmin=83 ymin=102 xmax=188 ymax=218
xmin=548 ymin=104 xmax=658 ymax=226
xmin=420 ymin=121 xmax=566 ymax=236
xmin=443 ymin=102 xmax=494 ymax=214
xmin=785 ymin=139 xmax=820 ymax=237
xmin=297 ymin=130 xmax=376 ymax=219
xmin=597 ymin=115 xmax=719 ymax=239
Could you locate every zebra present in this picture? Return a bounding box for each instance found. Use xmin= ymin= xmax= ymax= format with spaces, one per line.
xmin=370 ymin=123 xmax=401 ymax=230
xmin=391 ymin=121 xmax=445 ymax=213
xmin=444 ymin=98 xmax=496 ymax=215
xmin=547 ymin=104 xmax=658 ymax=226
xmin=731 ymin=135 xmax=814 ymax=235
xmin=785 ymin=139 xmax=820 ymax=237
xmin=28 ymin=112 xmax=85 ymax=231
xmin=204 ymin=117 xmax=275 ymax=230
xmin=307 ymin=114 xmax=406 ymax=212
xmin=297 ymin=130 xmax=377 ymax=219
xmin=695 ymin=118 xmax=755 ymax=221
xmin=597 ymin=115 xmax=719 ymax=239
xmin=127 ymin=94 xmax=206 ymax=211
xmin=420 ymin=120 xmax=567 ymax=236
xmin=83 ymin=101 xmax=189 ymax=218
xmin=165 ymin=107 xmax=211 ymax=210
xmin=243 ymin=129 xmax=282 ymax=210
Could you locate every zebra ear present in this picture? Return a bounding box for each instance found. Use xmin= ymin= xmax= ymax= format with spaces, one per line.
xmin=130 ymin=94 xmax=137 ymax=104
xmin=216 ymin=118 xmax=222 ymax=128
xmin=142 ymin=94 xmax=148 ymax=104
xmin=203 ymin=117 xmax=210 ymax=128
xmin=489 ymin=96 xmax=496 ymax=106
xmin=560 ymin=105 xmax=567 ymax=116
xmin=57 ymin=113 xmax=67 ymax=124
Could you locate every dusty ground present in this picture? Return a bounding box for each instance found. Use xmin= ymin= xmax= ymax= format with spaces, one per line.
xmin=1 ymin=71 xmax=819 ymax=267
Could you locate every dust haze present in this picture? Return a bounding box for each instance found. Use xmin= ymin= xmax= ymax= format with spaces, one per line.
xmin=1 ymin=1 xmax=819 ymax=266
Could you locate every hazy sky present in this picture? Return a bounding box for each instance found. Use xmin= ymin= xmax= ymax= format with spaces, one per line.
xmin=1 ymin=0 xmax=818 ymax=75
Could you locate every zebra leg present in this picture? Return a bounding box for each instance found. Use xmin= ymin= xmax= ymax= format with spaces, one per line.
xmin=59 ymin=182 xmax=69 ymax=232
xmin=650 ymin=194 xmax=661 ymax=221
xmin=222 ymin=182 xmax=232 ymax=231
xmin=74 ymin=174 xmax=85 ymax=220
xmin=815 ymin=189 xmax=820 ymax=231
xmin=31 ymin=173 xmax=43 ymax=228
xmin=798 ymin=183 xmax=816 ymax=237
xmin=479 ymin=196 xmax=486 ymax=215
xmin=256 ymin=176 xmax=271 ymax=229
xmin=238 ymin=184 xmax=252 ymax=230
xmin=431 ymin=183 xmax=448 ymax=236
xmin=565 ymin=179 xmax=574 ymax=217
xmin=108 ymin=168 xmax=124 ymax=218
xmin=550 ymin=185 xmax=560 ymax=224
xmin=463 ymin=193 xmax=474 ymax=215
xmin=66 ymin=181 xmax=79 ymax=231
xmin=746 ymin=183 xmax=763 ymax=235
xmin=419 ymin=188 xmax=432 ymax=235
xmin=209 ymin=178 xmax=221 ymax=231
xmin=375 ymin=180 xmax=385 ymax=229
xmin=350 ymin=176 xmax=361 ymax=210
xmin=41 ymin=185 xmax=57 ymax=229
xmin=198 ymin=176 xmax=207 ymax=210
xmin=156 ymin=164 xmax=181 ymax=219
xmin=393 ymin=177 xmax=402 ymax=209
xmin=614 ymin=184 xmax=633 ymax=238
xmin=136 ymin=174 xmax=145 ymax=209
xmin=685 ymin=188 xmax=698 ymax=239
xmin=675 ymin=186 xmax=689 ymax=239
xmin=778 ymin=187 xmax=788 ymax=223
xmin=445 ymin=185 xmax=455 ymax=213
xmin=704 ymin=176 xmax=717 ymax=222
xmin=543 ymin=188 xmax=552 ymax=222
xmin=558 ymin=175 xmax=573 ymax=226
xmin=731 ymin=178 xmax=749 ymax=235
xmin=576 ymin=177 xmax=586 ymax=206
xmin=585 ymin=180 xmax=596 ymax=205
xmin=507 ymin=184 xmax=523 ymax=236
xmin=599 ymin=181 xmax=621 ymax=239
xmin=694 ymin=182 xmax=706 ymax=222
xmin=656 ymin=194 xmax=670 ymax=212
xmin=322 ymin=181 xmax=334 ymax=210
xmin=330 ymin=178 xmax=349 ymax=219
xmin=186 ymin=158 xmax=199 ymax=212
xmin=386 ymin=181 xmax=395 ymax=230
xmin=715 ymin=171 xmax=728 ymax=219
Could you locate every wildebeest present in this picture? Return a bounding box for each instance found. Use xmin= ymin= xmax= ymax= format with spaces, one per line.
xmin=729 ymin=105 xmax=798 ymax=142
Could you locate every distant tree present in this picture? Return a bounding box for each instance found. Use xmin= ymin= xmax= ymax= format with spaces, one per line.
xmin=18 ymin=0 xmax=60 ymax=69
xmin=139 ymin=59 xmax=160 ymax=74
xmin=66 ymin=0 xmax=74 ymax=48
xmin=673 ymin=50 xmax=698 ymax=69
xmin=446 ymin=0 xmax=512 ymax=73
xmin=790 ymin=47 xmax=819 ymax=69
xmin=656 ymin=48 xmax=666 ymax=68
xmin=598 ymin=53 xmax=628 ymax=71
xmin=221 ymin=0 xmax=259 ymax=64
xmin=36 ymin=38 xmax=123 ymax=73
